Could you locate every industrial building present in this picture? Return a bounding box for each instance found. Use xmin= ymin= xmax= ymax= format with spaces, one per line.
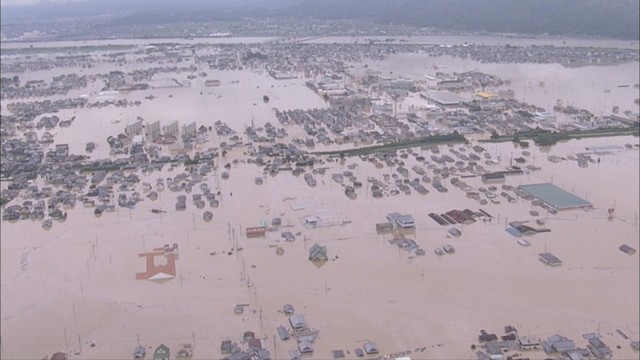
xmin=518 ymin=183 xmax=592 ymax=211
xmin=420 ymin=91 xmax=468 ymax=106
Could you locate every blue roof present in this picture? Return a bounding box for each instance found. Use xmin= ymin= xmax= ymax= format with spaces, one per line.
xmin=506 ymin=227 xmax=522 ymax=237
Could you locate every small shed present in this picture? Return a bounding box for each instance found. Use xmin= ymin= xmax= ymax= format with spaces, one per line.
xmin=283 ymin=304 xmax=295 ymax=315
xmin=277 ymin=325 xmax=290 ymax=341
xmin=332 ymin=350 xmax=346 ymax=359
xmin=134 ymin=345 xmax=146 ymax=358
xmin=539 ymin=252 xmax=562 ymax=266
xmin=154 ymin=344 xmax=170 ymax=360
xmin=363 ymin=341 xmax=379 ymax=354
xmin=220 ymin=340 xmax=232 ymax=354
xmin=246 ymin=226 xmax=267 ymax=238
xmin=243 ymin=331 xmax=256 ymax=341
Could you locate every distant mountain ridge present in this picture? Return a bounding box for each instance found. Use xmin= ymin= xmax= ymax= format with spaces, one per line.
xmin=2 ymin=0 xmax=638 ymax=40
xmin=284 ymin=0 xmax=640 ymax=40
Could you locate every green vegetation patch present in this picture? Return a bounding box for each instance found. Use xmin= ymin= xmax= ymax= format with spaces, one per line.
xmin=312 ymin=132 xmax=467 ymax=157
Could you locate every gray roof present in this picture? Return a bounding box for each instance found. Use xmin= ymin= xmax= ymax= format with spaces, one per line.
xmin=539 ymin=252 xmax=562 ymax=266
xmin=277 ymin=326 xmax=290 ymax=340
xmin=518 ymin=183 xmax=592 ymax=210
xmin=298 ymin=341 xmax=313 ymax=353
xmin=309 ymin=243 xmax=327 ymax=261
xmin=289 ymin=349 xmax=300 ymax=360
xmin=289 ymin=314 xmax=307 ymax=329
xmin=553 ymin=340 xmax=576 ymax=352
xmin=283 ymin=304 xmax=294 ymax=313
xmin=363 ymin=342 xmax=379 ymax=354
xmin=423 ymin=91 xmax=467 ymax=105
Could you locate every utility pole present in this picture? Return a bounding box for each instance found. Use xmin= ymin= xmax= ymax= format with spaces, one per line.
xmin=137 ymin=334 xmax=140 ymax=346
xmin=64 ymin=329 xmax=69 ymax=350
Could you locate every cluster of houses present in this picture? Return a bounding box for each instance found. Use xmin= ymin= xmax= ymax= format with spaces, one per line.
xmin=131 ymin=343 xmax=193 ymax=360
xmin=220 ymin=331 xmax=271 ymax=360
xmin=389 ymin=232 xmax=426 ymax=256
xmin=4 ymin=35 xmax=637 ymax=232
xmin=427 ymin=208 xmax=492 ymax=227
xmin=273 ymin=305 xmax=322 ymax=359
xmin=474 ymin=326 xmax=626 ymax=360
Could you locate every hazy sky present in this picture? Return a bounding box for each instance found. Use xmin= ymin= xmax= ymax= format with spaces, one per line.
xmin=1 ymin=0 xmax=91 ymax=6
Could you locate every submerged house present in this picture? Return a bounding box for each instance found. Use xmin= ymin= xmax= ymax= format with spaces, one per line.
xmin=134 ymin=345 xmax=146 ymax=358
xmin=363 ymin=342 xmax=379 ymax=354
xmin=277 ymin=325 xmax=290 ymax=341
xmin=246 ymin=226 xmax=267 ymax=238
xmin=50 ymin=353 xmax=68 ymax=360
xmin=283 ymin=303 xmax=295 ymax=315
xmin=154 ymin=344 xmax=170 ymax=360
xmin=289 ymin=314 xmax=307 ymax=330
xmin=386 ymin=212 xmax=415 ymax=230
xmin=298 ymin=341 xmax=314 ymax=354
xmin=308 ymin=243 xmax=328 ymax=262
xmin=539 ymin=252 xmax=562 ymax=266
